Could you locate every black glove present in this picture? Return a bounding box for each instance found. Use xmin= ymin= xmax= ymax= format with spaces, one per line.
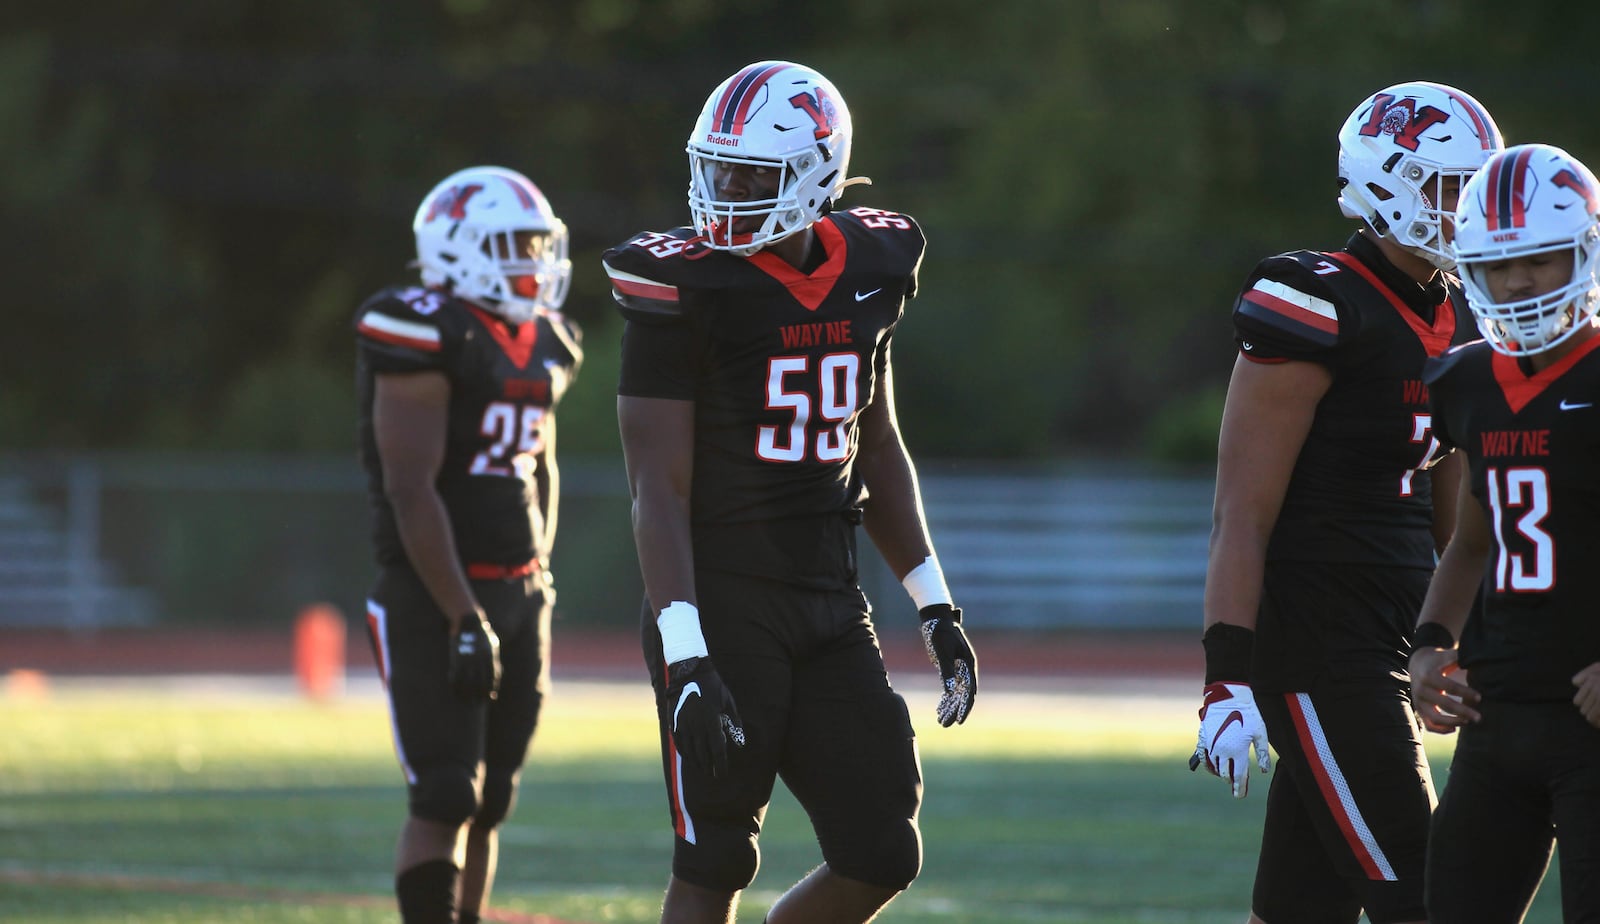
xmin=447 ymin=610 xmax=502 ymax=702
xmin=665 ymin=656 xmax=745 ymax=778
xmin=919 ymin=604 xmax=978 ymax=726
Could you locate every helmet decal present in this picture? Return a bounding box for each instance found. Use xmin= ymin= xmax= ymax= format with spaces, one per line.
xmin=424 ymin=183 xmax=484 ymax=223
xmin=1554 ymin=166 xmax=1600 ymax=216
xmin=1485 ymin=145 xmax=1537 ymax=231
xmin=1358 ymin=93 xmax=1448 ymax=152
xmin=712 ymin=62 xmax=787 ymax=136
xmin=788 ymin=88 xmax=839 ymax=141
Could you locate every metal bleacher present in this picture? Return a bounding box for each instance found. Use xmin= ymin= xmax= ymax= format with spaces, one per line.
xmin=914 ymin=472 xmax=1213 ymax=629
xmin=0 ymin=455 xmax=1213 ymax=632
xmin=0 ymin=471 xmax=154 ymax=628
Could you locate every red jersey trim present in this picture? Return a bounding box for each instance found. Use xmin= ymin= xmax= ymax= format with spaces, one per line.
xmin=1492 ymin=332 xmax=1600 ymax=414
xmin=1324 ymin=252 xmax=1457 ymax=357
xmin=468 ymin=305 xmax=538 ymax=369
xmin=357 ymin=312 xmax=443 ymax=353
xmin=746 ymin=218 xmax=848 ymax=312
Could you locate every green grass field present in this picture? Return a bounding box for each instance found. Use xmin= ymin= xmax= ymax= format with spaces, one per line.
xmin=0 ymin=677 xmax=1566 ymax=923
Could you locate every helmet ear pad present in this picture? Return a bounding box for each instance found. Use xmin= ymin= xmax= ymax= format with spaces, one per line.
xmin=412 ymin=166 xmax=572 ymax=321
xmin=685 ymin=61 xmax=857 ymax=255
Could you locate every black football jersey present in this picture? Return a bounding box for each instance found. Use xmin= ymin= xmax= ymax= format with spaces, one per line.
xmin=605 ymin=208 xmax=924 ymax=588
xmin=355 ymin=286 xmax=583 ymax=567
xmin=1425 ymin=334 xmax=1600 ymax=702
xmin=1231 ymin=234 xmax=1475 ymax=569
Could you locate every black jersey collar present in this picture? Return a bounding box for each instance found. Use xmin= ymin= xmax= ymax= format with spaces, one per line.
xmin=1344 ymin=232 xmax=1450 ymax=318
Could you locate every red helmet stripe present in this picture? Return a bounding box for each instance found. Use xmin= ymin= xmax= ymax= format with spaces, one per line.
xmin=714 ymin=63 xmax=786 ymax=136
xmin=1488 ymin=146 xmax=1536 ymax=231
xmin=1439 ymin=87 xmax=1497 ymax=151
xmin=1483 ymin=151 xmax=1505 ymax=231
xmin=504 ymin=175 xmax=539 ymax=210
xmin=1507 ymin=145 xmax=1535 ymax=229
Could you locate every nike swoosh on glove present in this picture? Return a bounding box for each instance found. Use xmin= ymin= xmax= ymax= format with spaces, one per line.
xmin=447 ymin=611 xmax=502 ymax=703
xmin=1191 ymin=681 xmax=1271 ymax=797
xmin=666 ymin=656 xmax=745 ymax=778
xmin=919 ymin=604 xmax=978 ymax=727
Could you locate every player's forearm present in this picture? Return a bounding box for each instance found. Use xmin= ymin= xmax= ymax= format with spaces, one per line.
xmin=1202 ymin=525 xmax=1267 ymax=632
xmin=1416 ymin=536 xmax=1486 ymax=638
xmin=536 ymin=456 xmax=558 ymax=565
xmin=1428 ymin=451 xmax=1463 ymax=556
xmin=856 ymin=443 xmax=935 ymax=579
xmin=390 ymin=488 xmax=478 ymax=629
xmin=630 ymin=484 xmax=697 ymax=612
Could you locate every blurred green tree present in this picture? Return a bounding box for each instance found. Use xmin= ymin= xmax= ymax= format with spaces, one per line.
xmin=5 ymin=0 xmax=1592 ymax=465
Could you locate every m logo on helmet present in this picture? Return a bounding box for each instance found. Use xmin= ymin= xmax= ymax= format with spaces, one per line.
xmin=425 ymin=183 xmax=484 ymax=223
xmin=788 ymin=88 xmax=839 ymax=141
xmin=1358 ymin=93 xmax=1448 ymax=153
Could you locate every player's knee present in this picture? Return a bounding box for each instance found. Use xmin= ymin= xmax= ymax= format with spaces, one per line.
xmin=825 ymin=816 xmax=922 ymax=890
xmin=473 ymin=767 xmax=519 ymax=830
xmin=409 ymin=765 xmax=480 ymax=826
xmin=675 ymin=829 xmax=760 ymax=893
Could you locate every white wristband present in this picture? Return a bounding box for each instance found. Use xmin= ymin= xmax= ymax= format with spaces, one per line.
xmin=902 ymin=556 xmax=953 ymax=610
xmin=656 ymin=600 xmax=709 ymax=664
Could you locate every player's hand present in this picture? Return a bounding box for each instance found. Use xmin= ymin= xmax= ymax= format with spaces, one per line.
xmin=1190 ymin=682 xmax=1271 ymax=798
xmin=666 ymin=656 xmax=745 ymax=778
xmin=919 ymin=604 xmax=977 ymax=727
xmin=1410 ymin=644 xmax=1479 ymax=733
xmin=447 ymin=610 xmax=502 ymax=702
xmin=1573 ymin=662 xmax=1600 ymax=728
xmin=537 ymin=568 xmax=557 ymax=610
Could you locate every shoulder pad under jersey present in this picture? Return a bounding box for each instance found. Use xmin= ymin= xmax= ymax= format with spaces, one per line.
xmin=828 ymin=206 xmax=927 ymax=298
xmin=1233 ymin=251 xmax=1353 ymax=355
xmin=1422 ymin=338 xmax=1486 ymax=387
xmin=537 ymin=307 xmax=584 ymax=370
xmin=354 ymin=286 xmax=457 ymax=371
xmin=602 ymin=227 xmax=722 ymax=324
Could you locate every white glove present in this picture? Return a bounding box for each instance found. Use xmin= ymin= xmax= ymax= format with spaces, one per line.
xmin=1191 ymin=681 xmax=1272 ymax=798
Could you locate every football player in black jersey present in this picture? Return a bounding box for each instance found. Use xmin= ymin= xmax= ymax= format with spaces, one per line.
xmin=1191 ymin=82 xmax=1502 ymax=924
xmin=355 ymin=165 xmax=582 ymax=924
xmin=605 ymin=61 xmax=977 ymax=924
xmin=1411 ymin=144 xmax=1600 ymax=922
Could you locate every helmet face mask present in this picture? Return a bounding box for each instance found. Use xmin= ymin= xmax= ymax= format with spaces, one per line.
xmin=1454 ymin=144 xmax=1600 ymax=356
xmin=686 ymin=61 xmax=857 ymax=255
xmin=413 ymin=166 xmax=571 ymax=324
xmin=1336 ymin=82 xmax=1503 ymax=271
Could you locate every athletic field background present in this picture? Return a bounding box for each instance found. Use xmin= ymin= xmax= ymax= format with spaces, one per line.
xmin=0 ymin=628 xmax=1565 ymax=923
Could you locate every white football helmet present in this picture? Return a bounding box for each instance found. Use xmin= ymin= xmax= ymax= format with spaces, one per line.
xmin=1454 ymin=144 xmax=1600 ymax=356
xmin=412 ymin=166 xmax=570 ymax=324
xmin=1337 ymin=82 xmax=1503 ymax=271
xmin=686 ymin=61 xmax=866 ymax=255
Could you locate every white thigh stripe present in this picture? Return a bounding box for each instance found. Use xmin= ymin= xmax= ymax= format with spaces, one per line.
xmin=367 ymin=599 xmax=416 ymax=786
xmin=1292 ymin=692 xmax=1397 ymax=881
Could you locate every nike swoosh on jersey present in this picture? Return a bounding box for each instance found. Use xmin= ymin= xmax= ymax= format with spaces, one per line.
xmin=1559 ymin=399 xmax=1594 ymax=410
xmin=855 ymin=288 xmax=882 ymax=302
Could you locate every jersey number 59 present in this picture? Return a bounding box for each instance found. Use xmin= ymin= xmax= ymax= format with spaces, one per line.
xmin=757 ymin=353 xmax=861 ymax=463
